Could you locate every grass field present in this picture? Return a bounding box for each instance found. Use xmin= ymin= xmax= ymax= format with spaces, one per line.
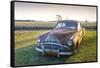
xmin=15 ymin=22 xmax=56 ymax=29
xmin=14 ymin=30 xmax=97 ymax=66
xmin=15 ymin=30 xmax=50 ymax=48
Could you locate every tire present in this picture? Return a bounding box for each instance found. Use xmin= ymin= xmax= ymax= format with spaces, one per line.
xmin=76 ymin=42 xmax=79 ymax=50
xmin=73 ymin=42 xmax=79 ymax=54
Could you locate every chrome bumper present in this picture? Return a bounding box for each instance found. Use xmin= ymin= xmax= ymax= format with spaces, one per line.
xmin=35 ymin=47 xmax=73 ymax=55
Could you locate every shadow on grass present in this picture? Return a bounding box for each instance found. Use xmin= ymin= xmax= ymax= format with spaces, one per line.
xmin=15 ymin=44 xmax=71 ymax=66
xmin=31 ymin=45 xmax=71 ymax=65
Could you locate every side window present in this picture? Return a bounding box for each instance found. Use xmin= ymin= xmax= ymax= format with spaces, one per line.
xmin=56 ymin=23 xmax=62 ymax=28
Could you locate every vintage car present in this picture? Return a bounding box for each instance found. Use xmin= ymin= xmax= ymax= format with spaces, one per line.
xmin=35 ymin=20 xmax=85 ymax=57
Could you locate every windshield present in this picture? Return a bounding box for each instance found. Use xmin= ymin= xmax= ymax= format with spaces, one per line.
xmin=55 ymin=21 xmax=77 ymax=29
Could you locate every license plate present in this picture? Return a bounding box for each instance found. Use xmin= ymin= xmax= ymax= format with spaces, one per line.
xmin=45 ymin=50 xmax=57 ymax=56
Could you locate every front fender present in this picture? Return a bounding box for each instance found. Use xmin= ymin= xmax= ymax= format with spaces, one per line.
xmin=38 ymin=32 xmax=49 ymax=43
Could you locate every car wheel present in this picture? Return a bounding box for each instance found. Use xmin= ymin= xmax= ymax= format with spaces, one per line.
xmin=76 ymin=42 xmax=79 ymax=50
xmin=73 ymin=42 xmax=79 ymax=55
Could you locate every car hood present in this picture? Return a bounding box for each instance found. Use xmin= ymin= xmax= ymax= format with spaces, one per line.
xmin=49 ymin=28 xmax=77 ymax=44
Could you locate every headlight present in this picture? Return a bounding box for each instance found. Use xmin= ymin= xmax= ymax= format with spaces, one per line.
xmin=67 ymin=40 xmax=72 ymax=46
xmin=37 ymin=38 xmax=40 ymax=42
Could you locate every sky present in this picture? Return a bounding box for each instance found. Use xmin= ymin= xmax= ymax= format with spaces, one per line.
xmin=15 ymin=2 xmax=97 ymax=21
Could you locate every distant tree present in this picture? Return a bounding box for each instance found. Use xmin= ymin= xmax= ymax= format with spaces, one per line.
xmin=56 ymin=15 xmax=62 ymax=21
